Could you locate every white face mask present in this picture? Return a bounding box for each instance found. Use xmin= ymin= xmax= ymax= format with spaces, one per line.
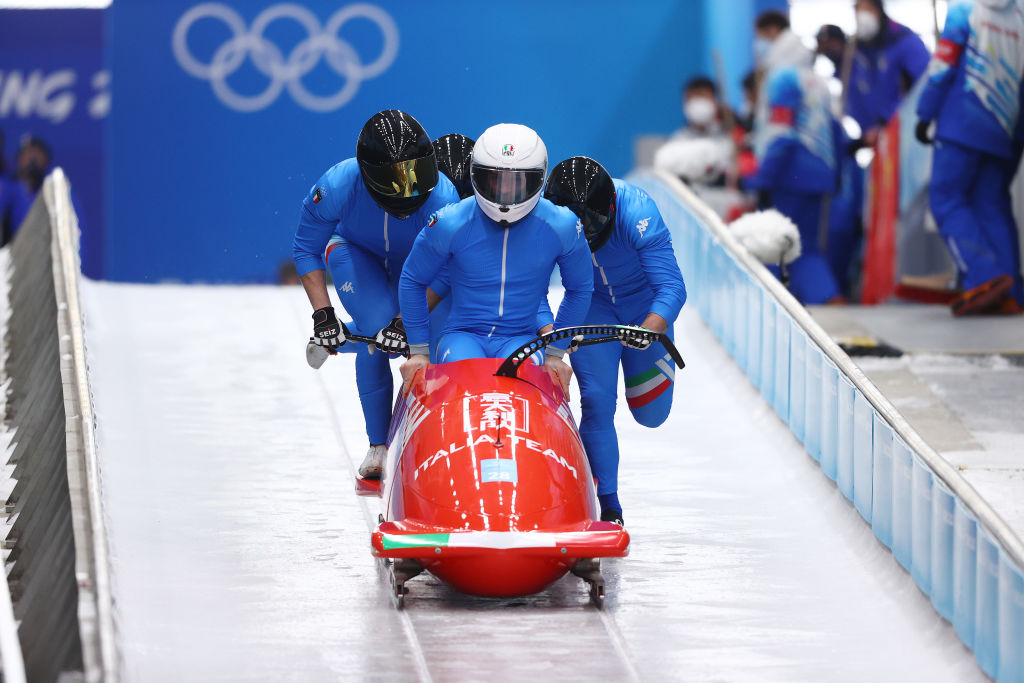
xmin=856 ymin=10 xmax=880 ymax=40
xmin=684 ymin=97 xmax=717 ymax=127
xmin=753 ymin=37 xmax=773 ymax=65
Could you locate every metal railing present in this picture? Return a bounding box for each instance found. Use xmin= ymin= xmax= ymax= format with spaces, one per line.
xmin=630 ymin=168 xmax=1024 ymax=682
xmin=4 ymin=169 xmax=117 ymax=682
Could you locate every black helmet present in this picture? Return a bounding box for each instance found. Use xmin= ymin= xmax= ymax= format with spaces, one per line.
xmin=432 ymin=133 xmax=475 ymax=200
xmin=544 ymin=156 xmax=616 ymax=252
xmin=356 ymin=110 xmax=439 ymax=219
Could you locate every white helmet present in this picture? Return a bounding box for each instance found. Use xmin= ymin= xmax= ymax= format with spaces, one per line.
xmin=470 ymin=123 xmax=548 ymax=225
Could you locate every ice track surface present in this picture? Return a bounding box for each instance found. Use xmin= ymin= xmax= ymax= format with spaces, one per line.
xmin=82 ymin=282 xmax=984 ymax=682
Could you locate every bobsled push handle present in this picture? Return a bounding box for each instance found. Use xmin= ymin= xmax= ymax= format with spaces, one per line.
xmin=494 ymin=325 xmax=686 ymax=379
xmin=307 ymin=330 xmax=410 ymax=357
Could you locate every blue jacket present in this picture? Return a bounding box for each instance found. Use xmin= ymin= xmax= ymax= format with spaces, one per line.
xmin=399 ymin=197 xmax=593 ymax=353
xmin=292 ymin=158 xmax=460 ymax=279
xmin=917 ymin=0 xmax=1024 ymax=159
xmin=750 ymin=67 xmax=842 ymax=194
xmin=538 ymin=179 xmax=686 ymax=328
xmin=848 ymin=20 xmax=931 ymax=131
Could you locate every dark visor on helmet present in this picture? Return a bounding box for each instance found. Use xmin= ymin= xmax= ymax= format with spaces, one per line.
xmin=471 ymin=165 xmax=545 ymax=206
xmin=582 ymin=207 xmax=613 ymax=242
xmin=361 ymin=154 xmax=439 ymax=198
xmin=561 ymin=201 xmax=612 ymax=242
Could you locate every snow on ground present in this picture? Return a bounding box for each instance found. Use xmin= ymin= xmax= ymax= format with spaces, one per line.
xmin=81 ymin=280 xmax=985 ymax=682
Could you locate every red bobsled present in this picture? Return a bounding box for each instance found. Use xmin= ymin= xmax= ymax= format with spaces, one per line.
xmin=358 ymin=326 xmax=684 ymax=606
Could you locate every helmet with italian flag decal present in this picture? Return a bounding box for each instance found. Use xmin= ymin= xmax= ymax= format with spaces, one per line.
xmin=470 ymin=123 xmax=548 ymax=226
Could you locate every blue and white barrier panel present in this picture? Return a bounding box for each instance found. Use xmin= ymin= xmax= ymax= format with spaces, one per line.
xmin=629 ymin=169 xmax=1024 ymax=682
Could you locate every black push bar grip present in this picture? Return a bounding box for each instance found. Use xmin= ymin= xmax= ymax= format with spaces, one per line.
xmin=494 ymin=325 xmax=686 ymax=379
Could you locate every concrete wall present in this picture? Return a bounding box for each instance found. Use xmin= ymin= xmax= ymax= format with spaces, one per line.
xmin=4 ymin=169 xmax=116 ymax=682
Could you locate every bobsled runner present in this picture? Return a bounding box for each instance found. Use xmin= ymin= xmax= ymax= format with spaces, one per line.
xmin=358 ymin=325 xmax=686 ymax=607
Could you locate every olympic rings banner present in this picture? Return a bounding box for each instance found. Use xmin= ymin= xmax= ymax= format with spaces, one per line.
xmin=106 ymin=0 xmax=707 ymax=282
xmin=171 ymin=3 xmax=399 ymax=114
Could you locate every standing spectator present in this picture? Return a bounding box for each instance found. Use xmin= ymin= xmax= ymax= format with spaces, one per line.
xmin=734 ymin=72 xmax=761 ymax=189
xmin=1 ymin=135 xmax=50 ymax=246
xmin=737 ymin=71 xmax=759 ymax=133
xmin=816 ymin=24 xmax=848 ymax=78
xmin=848 ymin=0 xmax=930 ymax=145
xmin=755 ymin=10 xmax=814 ymax=77
xmin=671 ymin=77 xmax=730 ymax=144
xmin=655 ymin=76 xmax=739 ymax=218
xmin=817 ymin=24 xmax=868 ymax=298
xmin=748 ymin=10 xmax=845 ymax=304
xmin=917 ymin=0 xmax=1024 ymax=316
xmin=656 ymin=77 xmax=736 ymax=185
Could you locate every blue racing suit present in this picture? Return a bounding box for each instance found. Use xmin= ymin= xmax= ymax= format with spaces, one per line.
xmin=917 ymin=0 xmax=1024 ymax=301
xmin=399 ymin=197 xmax=593 ymax=363
xmin=292 ymin=158 xmax=460 ymax=444
xmin=539 ymin=180 xmax=686 ymax=499
xmin=750 ymin=66 xmax=843 ymax=304
xmin=848 ymin=20 xmax=931 ymax=132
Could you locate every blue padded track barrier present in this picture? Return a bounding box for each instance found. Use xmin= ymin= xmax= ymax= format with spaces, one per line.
xmin=773 ymin=301 xmax=790 ymax=422
xmin=805 ymin=347 xmax=823 ymax=462
xmin=789 ymin=324 xmax=807 ymax=445
xmin=630 ymin=169 xmax=1024 ymax=681
xmin=999 ymin=556 xmax=1024 ymax=682
xmin=912 ymin=456 xmax=934 ymax=594
xmin=891 ymin=433 xmax=912 ymax=566
xmin=746 ymin=276 xmax=762 ymax=387
xmin=931 ymin=482 xmax=956 ymax=622
xmin=954 ymin=501 xmax=979 ymax=650
xmin=820 ymin=361 xmax=839 ymax=481
xmin=977 ymin=531 xmax=1001 ymax=678
xmin=836 ymin=376 xmax=855 ymax=499
xmin=760 ymin=290 xmax=776 ymax=405
xmin=872 ymin=415 xmax=896 ymax=552
xmin=853 ymin=394 xmax=873 ymax=522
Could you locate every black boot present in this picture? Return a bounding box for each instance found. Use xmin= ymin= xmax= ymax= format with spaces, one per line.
xmin=600 ymin=509 xmax=624 ymax=526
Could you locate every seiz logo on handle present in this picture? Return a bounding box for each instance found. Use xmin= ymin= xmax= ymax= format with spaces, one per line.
xmin=172 ymin=3 xmax=399 ymax=113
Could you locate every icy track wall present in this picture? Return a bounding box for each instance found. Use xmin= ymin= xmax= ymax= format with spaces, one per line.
xmin=628 ymin=169 xmax=1024 ymax=682
xmin=4 ymin=170 xmax=117 ymax=682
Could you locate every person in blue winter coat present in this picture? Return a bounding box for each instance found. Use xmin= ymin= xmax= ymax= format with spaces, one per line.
xmin=847 ymin=0 xmax=931 ymax=144
xmin=916 ymin=0 xmax=1024 ymax=315
xmin=293 ymin=110 xmax=460 ymax=479
xmin=398 ymin=123 xmax=595 ymax=396
xmin=750 ymin=11 xmax=845 ymax=304
xmin=542 ymin=157 xmax=687 ymax=526
xmin=1 ymin=135 xmax=50 ymax=245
